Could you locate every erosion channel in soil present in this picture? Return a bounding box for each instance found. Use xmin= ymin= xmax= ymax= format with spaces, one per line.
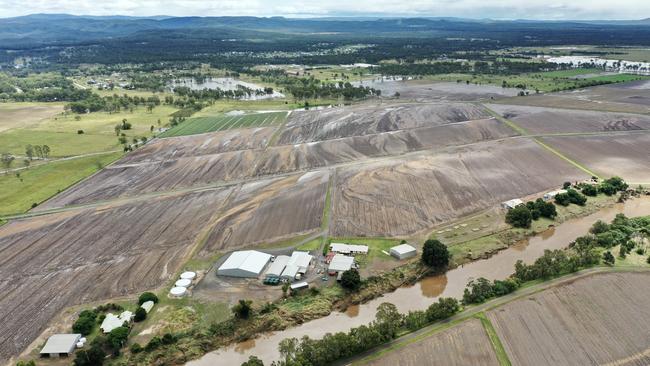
xmin=188 ymin=196 xmax=650 ymax=365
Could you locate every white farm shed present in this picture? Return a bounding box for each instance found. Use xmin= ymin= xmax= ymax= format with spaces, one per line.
xmin=40 ymin=334 xmax=81 ymax=357
xmin=390 ymin=244 xmax=417 ymax=260
xmin=330 ymin=243 xmax=369 ymax=255
xmin=328 ymin=254 xmax=354 ymax=273
xmin=281 ymin=264 xmax=300 ymax=280
xmin=288 ymin=251 xmax=313 ymax=273
xmin=266 ymin=255 xmax=290 ymax=278
xmin=544 ymin=189 xmax=567 ymax=200
xmin=501 ymin=198 xmax=524 ymax=210
xmin=140 ymin=300 xmax=155 ymax=313
xmin=100 ymin=311 xmax=133 ymax=333
xmin=217 ymin=250 xmax=272 ymax=278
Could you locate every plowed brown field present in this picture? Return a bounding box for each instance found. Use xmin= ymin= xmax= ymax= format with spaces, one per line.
xmin=201 ymin=171 xmax=329 ymax=253
xmin=331 ymin=138 xmax=587 ymax=237
xmin=0 ymin=188 xmax=231 ymax=362
xmin=488 ymin=104 xmax=650 ymax=134
xmin=488 ymin=272 xmax=650 ymax=366
xmin=540 ymin=134 xmax=650 ymax=182
xmin=366 ymin=318 xmax=499 ymax=366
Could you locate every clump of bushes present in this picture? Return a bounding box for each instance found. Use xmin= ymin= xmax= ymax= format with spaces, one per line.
xmin=340 ymin=269 xmax=362 ymax=291
xmin=555 ymin=189 xmax=587 ymax=206
xmin=462 ymin=277 xmax=520 ymax=305
xmin=72 ymin=309 xmax=98 ymax=336
xmin=137 ymin=292 xmax=158 ymax=305
xmin=506 ymin=198 xmax=557 ymax=228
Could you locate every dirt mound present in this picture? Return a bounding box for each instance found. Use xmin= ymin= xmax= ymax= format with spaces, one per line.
xmin=331 ymin=138 xmax=587 ymax=237
xmin=278 ymin=102 xmax=490 ymax=144
xmin=201 ymin=171 xmax=329 ymax=253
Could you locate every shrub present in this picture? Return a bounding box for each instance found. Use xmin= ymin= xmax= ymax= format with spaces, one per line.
xmin=107 ymin=326 xmax=129 ymax=351
xmin=404 ymin=310 xmax=427 ymax=331
xmin=582 ymin=184 xmax=598 ymax=196
xmin=134 ymin=307 xmax=147 ymax=322
xmin=603 ymin=251 xmax=615 ymax=266
xmin=421 ymin=239 xmax=450 ymax=270
xmin=73 ymin=343 xmax=106 ymax=366
xmin=506 ymin=205 xmax=532 ymax=228
xmin=242 ymin=356 xmax=264 ymax=366
xmin=137 ymin=292 xmax=159 ymax=305
xmin=232 ymin=299 xmax=253 ymax=319
xmin=161 ymin=333 xmax=177 ymax=345
xmin=72 ymin=310 xmax=98 ymax=336
xmin=144 ymin=336 xmax=162 ymax=352
xmin=340 ymin=269 xmax=362 ymax=291
xmin=129 ymin=343 xmax=143 ymax=354
xmin=425 ymin=297 xmax=460 ymax=321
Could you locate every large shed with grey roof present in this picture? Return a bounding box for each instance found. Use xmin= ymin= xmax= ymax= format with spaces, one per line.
xmin=217 ymin=250 xmax=272 ymax=278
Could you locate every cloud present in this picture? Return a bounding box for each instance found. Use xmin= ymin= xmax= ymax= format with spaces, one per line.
xmin=0 ymin=0 xmax=648 ymax=20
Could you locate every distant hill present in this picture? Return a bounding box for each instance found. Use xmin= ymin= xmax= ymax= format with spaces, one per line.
xmin=1 ymin=14 xmax=649 ymax=48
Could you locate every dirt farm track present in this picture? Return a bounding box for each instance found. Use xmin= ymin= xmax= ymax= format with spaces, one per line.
xmin=2 ymin=80 xmax=650 ymax=362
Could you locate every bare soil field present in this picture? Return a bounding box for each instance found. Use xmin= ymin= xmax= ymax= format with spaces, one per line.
xmin=0 ymin=188 xmax=231 ymax=363
xmin=359 ymin=80 xmax=519 ymax=102
xmin=499 ymin=81 xmax=650 ymax=114
xmin=487 ymin=104 xmax=650 ymax=134
xmin=366 ymin=318 xmax=499 ymax=366
xmin=38 ymin=111 xmax=513 ymax=209
xmin=121 ymin=127 xmax=275 ymax=164
xmin=331 ymin=138 xmax=587 ymax=237
xmin=540 ymin=134 xmax=650 ymax=182
xmin=277 ymin=102 xmax=490 ymax=144
xmin=488 ymin=272 xmax=650 ymax=366
xmin=38 ymin=149 xmax=258 ymax=208
xmin=498 ymin=94 xmax=650 ymax=115
xmin=200 ymin=171 xmax=329 ymax=254
xmin=255 ymin=118 xmax=517 ymax=176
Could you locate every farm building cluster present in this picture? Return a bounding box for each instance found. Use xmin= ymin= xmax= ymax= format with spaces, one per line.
xmin=217 ymin=250 xmax=314 ymax=283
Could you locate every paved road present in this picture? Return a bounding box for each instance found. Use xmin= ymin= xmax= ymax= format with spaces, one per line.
xmin=342 ymin=266 xmax=650 ymax=365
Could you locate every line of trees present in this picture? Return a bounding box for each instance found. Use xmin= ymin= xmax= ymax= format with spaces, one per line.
xmin=267 ymin=298 xmax=459 ymax=366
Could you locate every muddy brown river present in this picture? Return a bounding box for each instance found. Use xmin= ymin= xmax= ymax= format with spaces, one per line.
xmin=188 ymin=196 xmax=650 ymax=366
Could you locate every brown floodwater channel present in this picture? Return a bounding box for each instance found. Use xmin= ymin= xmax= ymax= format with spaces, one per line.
xmin=188 ymin=196 xmax=650 ymax=365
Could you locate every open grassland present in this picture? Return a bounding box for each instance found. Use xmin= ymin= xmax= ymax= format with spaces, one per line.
xmin=0 ymin=188 xmax=231 ymax=362
xmin=159 ymin=111 xmax=288 ymax=137
xmin=0 ymin=104 xmax=177 ymax=157
xmin=426 ymin=71 xmax=649 ymax=93
xmin=487 ymin=103 xmax=650 ymax=134
xmin=365 ymin=318 xmax=500 ymax=366
xmin=277 ymin=102 xmax=490 ymax=144
xmin=0 ymin=102 xmax=63 ymax=133
xmin=331 ymin=138 xmax=587 ymax=237
xmin=0 ymin=152 xmax=122 ymax=216
xmin=540 ymin=134 xmax=650 ymax=183
xmin=488 ymin=272 xmax=650 ymax=366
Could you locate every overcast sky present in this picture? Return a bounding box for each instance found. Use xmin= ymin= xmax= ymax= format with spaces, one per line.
xmin=0 ymin=0 xmax=648 ymax=20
